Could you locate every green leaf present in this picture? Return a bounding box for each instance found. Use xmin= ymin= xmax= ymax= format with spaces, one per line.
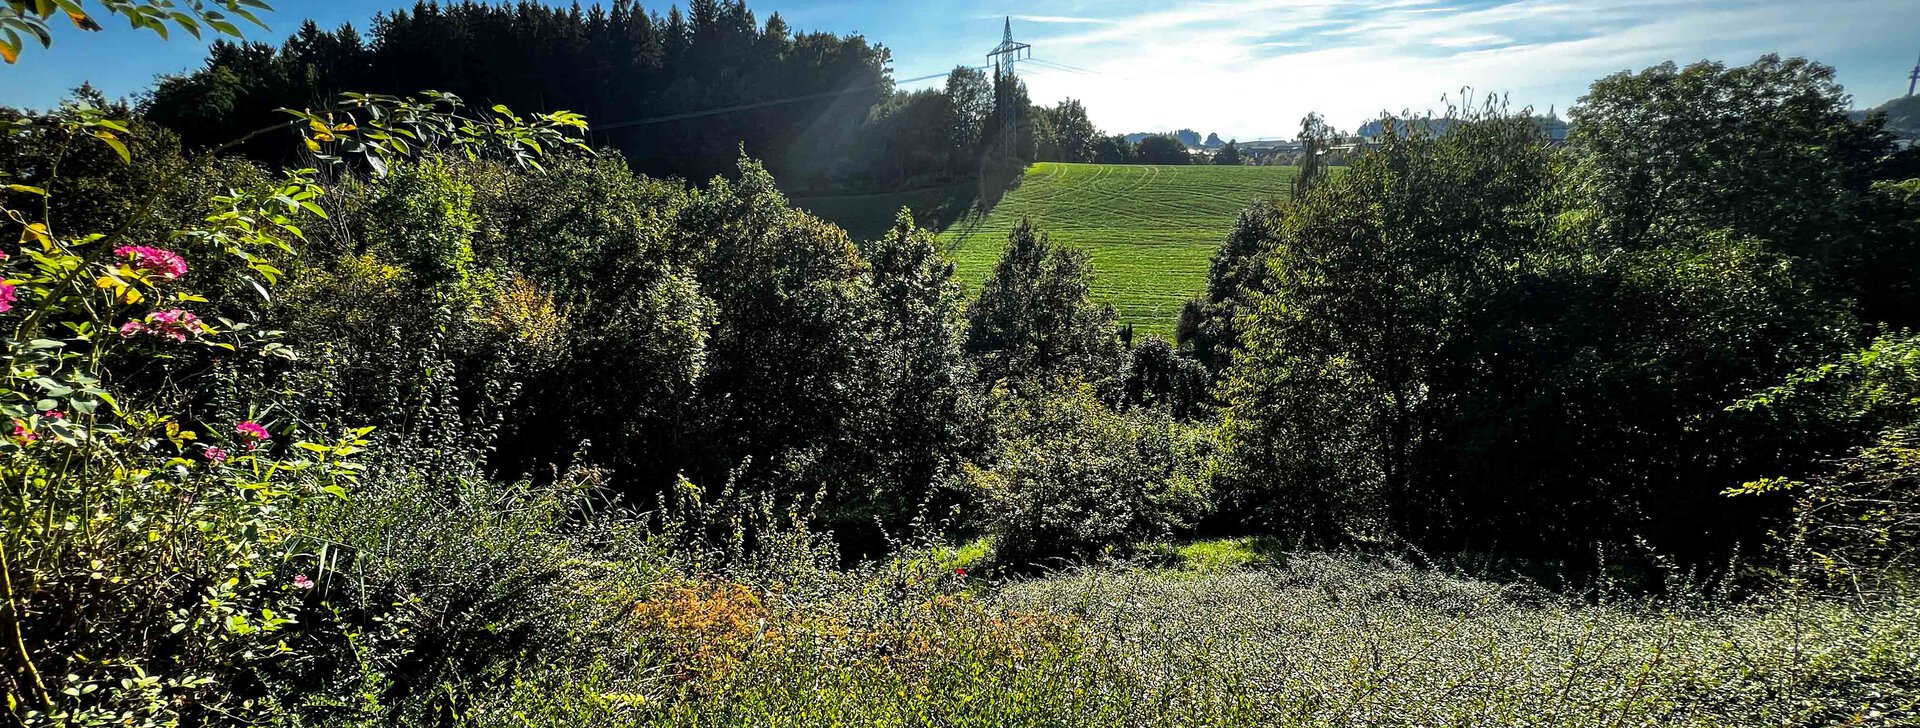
xmin=167 ymin=11 xmax=200 ymax=38
xmin=96 ymin=133 xmax=130 ymax=163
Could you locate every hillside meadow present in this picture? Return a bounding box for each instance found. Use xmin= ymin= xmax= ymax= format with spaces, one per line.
xmin=939 ymin=163 xmax=1300 ymax=337
xmin=6 ymin=2 xmax=1920 ymax=724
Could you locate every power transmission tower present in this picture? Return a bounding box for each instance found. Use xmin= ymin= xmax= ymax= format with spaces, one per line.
xmin=986 ymin=17 xmax=1031 ymax=162
xmin=1909 ymin=53 xmax=1920 ymax=96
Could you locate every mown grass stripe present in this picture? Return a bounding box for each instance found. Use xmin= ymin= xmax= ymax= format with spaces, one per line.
xmin=939 ymin=163 xmax=1298 ymax=339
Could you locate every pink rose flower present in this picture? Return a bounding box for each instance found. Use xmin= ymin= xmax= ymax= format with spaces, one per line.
xmin=0 ymin=283 xmax=14 ymax=314
xmin=203 ymin=445 xmax=229 ymax=463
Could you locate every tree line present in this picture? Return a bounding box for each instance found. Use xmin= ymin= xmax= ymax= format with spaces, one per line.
xmin=99 ymin=41 xmax=1920 ymax=570
xmin=1182 ymin=56 xmax=1920 ymax=568
xmin=137 ymin=0 xmax=1237 ymax=198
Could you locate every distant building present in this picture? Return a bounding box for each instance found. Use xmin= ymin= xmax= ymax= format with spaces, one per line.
xmin=1237 ymin=139 xmax=1303 ymax=165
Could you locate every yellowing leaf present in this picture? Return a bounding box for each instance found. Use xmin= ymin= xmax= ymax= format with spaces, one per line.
xmin=95 ymin=133 xmax=130 ymax=163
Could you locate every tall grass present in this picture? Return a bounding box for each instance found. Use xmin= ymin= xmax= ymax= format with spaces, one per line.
xmin=409 ymin=544 xmax=1920 ymax=727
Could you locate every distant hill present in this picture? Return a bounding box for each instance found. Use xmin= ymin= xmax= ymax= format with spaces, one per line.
xmin=1124 ymin=129 xmax=1208 ymax=149
xmin=939 ymin=163 xmax=1298 ymax=336
xmin=1857 ymin=95 xmax=1920 ymax=138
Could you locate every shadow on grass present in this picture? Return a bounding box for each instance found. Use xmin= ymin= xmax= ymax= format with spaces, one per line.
xmin=790 ymin=159 xmax=1029 ymax=245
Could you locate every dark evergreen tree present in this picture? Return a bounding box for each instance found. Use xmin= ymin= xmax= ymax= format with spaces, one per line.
xmin=142 ymin=0 xmax=889 ymax=189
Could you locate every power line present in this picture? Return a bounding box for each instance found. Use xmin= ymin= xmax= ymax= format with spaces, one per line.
xmin=591 ymin=67 xmax=982 ymax=131
xmin=1028 ymin=58 xmax=1096 ymax=75
xmin=583 ymin=20 xmax=1080 ymax=133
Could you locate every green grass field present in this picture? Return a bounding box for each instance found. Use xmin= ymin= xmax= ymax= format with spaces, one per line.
xmin=791 ymin=181 xmax=979 ymax=244
xmin=939 ymin=163 xmax=1298 ymax=338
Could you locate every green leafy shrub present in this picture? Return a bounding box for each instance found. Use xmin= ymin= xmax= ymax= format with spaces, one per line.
xmin=0 ymin=108 xmax=361 ymax=723
xmin=967 ymin=385 xmax=1213 ymax=567
xmin=1733 ymin=332 xmax=1920 ymax=594
xmin=0 ymin=87 xmax=590 ymax=724
xmin=964 ymin=219 xmax=1124 ymax=393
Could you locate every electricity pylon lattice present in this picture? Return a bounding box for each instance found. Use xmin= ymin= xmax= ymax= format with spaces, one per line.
xmin=986 ymin=17 xmax=1032 ymax=162
xmin=988 ymin=16 xmax=1031 ymax=76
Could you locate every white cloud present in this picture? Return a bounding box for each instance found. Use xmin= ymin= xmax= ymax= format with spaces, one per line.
xmin=1429 ymin=33 xmax=1514 ymax=48
xmin=1000 ymin=0 xmax=1920 ymax=140
xmin=1004 ymin=15 xmax=1118 ymax=25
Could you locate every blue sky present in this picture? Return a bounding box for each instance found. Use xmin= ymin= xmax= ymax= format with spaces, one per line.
xmin=6 ymin=0 xmax=1919 ymax=141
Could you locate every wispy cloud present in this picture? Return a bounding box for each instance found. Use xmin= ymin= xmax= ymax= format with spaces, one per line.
xmin=1429 ymin=33 xmax=1513 ymax=48
xmin=976 ymin=0 xmax=1920 ymax=140
xmin=1004 ymin=15 xmax=1118 ymax=25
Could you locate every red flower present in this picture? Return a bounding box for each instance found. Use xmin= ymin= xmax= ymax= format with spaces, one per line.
xmin=954 ymin=567 xmax=968 ymax=578
xmin=10 ymin=419 xmax=36 ymax=444
xmin=41 ymin=410 xmax=64 ymax=420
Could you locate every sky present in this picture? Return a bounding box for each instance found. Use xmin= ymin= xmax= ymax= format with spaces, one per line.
xmin=5 ymin=0 xmax=1919 ymax=141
